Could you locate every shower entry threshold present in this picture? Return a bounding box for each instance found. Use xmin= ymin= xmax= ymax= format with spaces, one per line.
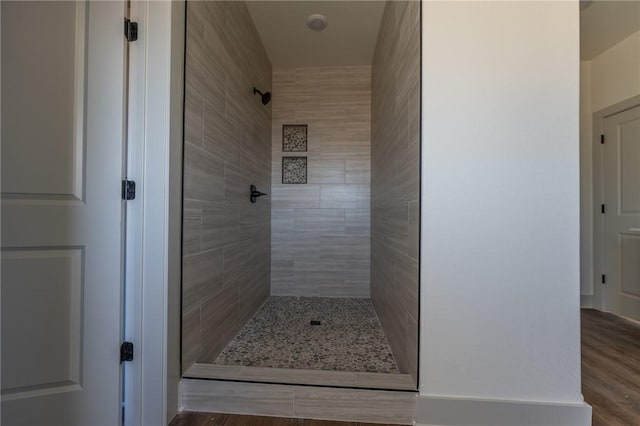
xmin=183 ymin=362 xmax=416 ymax=391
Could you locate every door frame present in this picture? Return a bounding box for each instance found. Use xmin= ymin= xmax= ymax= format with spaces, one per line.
xmin=124 ymin=1 xmax=185 ymax=424
xmin=592 ymin=94 xmax=640 ymax=313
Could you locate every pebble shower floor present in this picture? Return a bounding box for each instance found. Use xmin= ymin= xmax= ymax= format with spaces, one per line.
xmin=214 ymin=296 xmax=400 ymax=374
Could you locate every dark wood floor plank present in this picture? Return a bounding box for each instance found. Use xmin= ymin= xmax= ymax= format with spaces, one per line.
xmin=582 ymin=309 xmax=640 ymax=426
xmin=169 ymin=412 xmax=394 ymax=426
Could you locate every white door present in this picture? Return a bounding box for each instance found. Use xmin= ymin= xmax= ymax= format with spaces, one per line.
xmin=603 ymin=104 xmax=640 ymax=322
xmin=1 ymin=1 xmax=126 ymax=425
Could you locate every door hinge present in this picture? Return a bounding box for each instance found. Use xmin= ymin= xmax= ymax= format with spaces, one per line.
xmin=120 ymin=341 xmax=134 ymax=363
xmin=601 ymin=204 xmax=606 ymax=214
xmin=601 ymin=274 xmax=606 ymax=284
xmin=600 ymin=134 xmax=605 ymax=144
xmin=122 ymin=180 xmax=136 ymax=200
xmin=124 ymin=18 xmax=138 ymax=42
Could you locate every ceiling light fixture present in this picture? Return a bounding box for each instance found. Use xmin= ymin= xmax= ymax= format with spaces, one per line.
xmin=306 ymin=14 xmax=328 ymax=32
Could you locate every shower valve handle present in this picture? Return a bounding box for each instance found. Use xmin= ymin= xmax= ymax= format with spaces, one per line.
xmin=250 ymin=185 xmax=268 ymax=203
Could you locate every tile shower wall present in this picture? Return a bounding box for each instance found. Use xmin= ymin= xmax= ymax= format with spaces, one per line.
xmin=371 ymin=1 xmax=420 ymax=383
xmin=271 ymin=67 xmax=371 ymax=297
xmin=182 ymin=1 xmax=272 ymax=372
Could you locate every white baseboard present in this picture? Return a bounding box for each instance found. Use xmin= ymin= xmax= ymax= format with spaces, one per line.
xmin=580 ymin=295 xmax=594 ymax=308
xmin=415 ymin=395 xmax=592 ymax=426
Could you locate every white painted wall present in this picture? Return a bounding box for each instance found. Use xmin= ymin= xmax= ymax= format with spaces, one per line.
xmin=590 ymin=31 xmax=640 ymax=113
xmin=580 ymin=31 xmax=640 ymax=306
xmin=419 ymin=1 xmax=589 ymax=424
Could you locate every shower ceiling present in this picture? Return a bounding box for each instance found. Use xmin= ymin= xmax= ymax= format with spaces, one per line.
xmin=246 ymin=1 xmax=385 ymax=68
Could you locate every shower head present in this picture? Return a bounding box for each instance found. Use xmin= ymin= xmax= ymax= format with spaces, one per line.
xmin=253 ymin=87 xmax=271 ymax=105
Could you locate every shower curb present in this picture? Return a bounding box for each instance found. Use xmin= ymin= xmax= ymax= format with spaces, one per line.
xmin=180 ymin=378 xmax=416 ymax=424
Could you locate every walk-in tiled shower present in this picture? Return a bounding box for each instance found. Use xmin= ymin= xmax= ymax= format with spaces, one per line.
xmin=181 ymin=0 xmax=420 ymax=390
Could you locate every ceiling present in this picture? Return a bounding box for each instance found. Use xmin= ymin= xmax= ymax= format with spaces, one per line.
xmin=246 ymin=0 xmax=640 ymax=66
xmin=581 ymin=0 xmax=640 ymax=60
xmin=246 ymin=1 xmax=385 ymax=69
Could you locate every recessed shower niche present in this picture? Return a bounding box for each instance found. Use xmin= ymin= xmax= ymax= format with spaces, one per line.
xmin=180 ymin=0 xmax=420 ymax=397
xmin=283 ymin=124 xmax=308 ymax=152
xmin=282 ymin=156 xmax=307 ymax=184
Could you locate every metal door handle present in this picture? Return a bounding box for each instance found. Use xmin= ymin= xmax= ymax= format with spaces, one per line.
xmin=629 ymin=228 xmax=640 ymax=232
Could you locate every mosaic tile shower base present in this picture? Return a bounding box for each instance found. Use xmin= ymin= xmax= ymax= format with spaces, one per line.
xmin=282 ymin=156 xmax=307 ymax=184
xmin=214 ymin=296 xmax=400 ymax=374
xmin=282 ymin=124 xmax=307 ymax=152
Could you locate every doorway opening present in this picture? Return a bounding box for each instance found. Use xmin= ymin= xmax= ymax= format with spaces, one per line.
xmin=591 ymin=99 xmax=640 ymax=321
xmin=180 ymin=0 xmax=421 ymax=391
xmin=581 ymin=1 xmax=640 ymax=424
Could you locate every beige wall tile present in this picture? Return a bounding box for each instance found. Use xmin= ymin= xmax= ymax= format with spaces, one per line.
xmin=182 ymin=306 xmax=201 ymax=374
xmin=182 ymin=249 xmax=223 ymax=312
xmin=184 ymin=85 xmax=204 ymax=147
xmin=271 ymin=184 xmax=320 ymax=209
xmin=184 ymin=363 xmax=417 ymax=391
xmin=319 ymin=184 xmax=369 ymax=209
xmin=238 ymin=367 xmax=356 ymax=388
xmin=185 ymin=363 xmax=243 ymax=380
xmin=183 ymin=142 xmax=225 ymax=202
xmin=371 ymin=1 xmax=420 ymax=383
xmin=294 ymin=208 xmax=345 ymax=234
xmin=181 ymin=379 xmax=295 ymax=417
xmin=345 ymin=209 xmax=370 ymax=237
xmin=199 ymin=287 xmax=238 ymax=363
xmin=319 ymin=236 xmax=369 ymax=261
xmin=354 ymin=371 xmax=415 ymax=390
xmin=223 ymin=241 xmax=254 ymax=287
xmin=345 ymin=159 xmax=370 ymax=184
xmin=181 ymin=379 xmax=416 ymax=424
xmin=182 ymin=1 xmax=272 ymax=372
xmin=183 ymin=200 xmax=202 ymax=256
xmin=308 ymin=160 xmax=346 ymax=184
xmin=203 ymin=102 xmax=240 ymax=162
xmin=293 ymin=386 xmax=415 ymax=424
xmin=271 ymin=67 xmax=371 ymax=297
xmin=224 ymin=162 xmax=255 ymax=205
xmin=201 ymin=202 xmax=234 ymax=250
xmin=395 ymin=254 xmax=419 ymax=321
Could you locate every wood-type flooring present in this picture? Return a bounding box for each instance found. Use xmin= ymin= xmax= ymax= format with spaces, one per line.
xmin=582 ymin=309 xmax=640 ymax=426
xmin=170 ymin=412 xmax=394 ymax=426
